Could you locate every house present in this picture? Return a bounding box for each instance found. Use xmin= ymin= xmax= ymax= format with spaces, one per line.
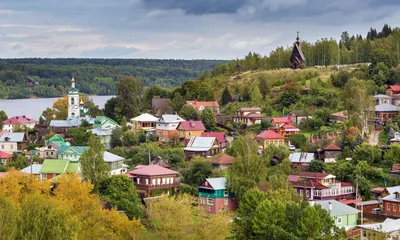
xmin=330 ymin=110 xmax=348 ymax=123
xmin=354 ymin=200 xmax=380 ymax=213
xmin=177 ymin=120 xmax=206 ymax=141
xmin=382 ymin=191 xmax=400 ymax=217
xmin=290 ymin=172 xmax=355 ymax=201
xmin=390 ymin=132 xmax=400 ymax=144
xmin=313 ymin=200 xmax=360 ymax=230
xmin=201 ymin=132 xmax=228 ymax=150
xmin=288 ymin=110 xmax=310 ymax=125
xmin=271 ymin=117 xmax=292 ymax=128
xmin=210 ymin=153 xmax=234 ymax=170
xmin=39 ymin=159 xmax=79 ymax=180
xmin=0 ymin=150 xmax=12 ymax=164
xmin=91 ymin=128 xmax=113 ymax=149
xmin=103 ymin=151 xmax=127 ymax=175
xmin=58 ymin=146 xmax=88 ymax=162
xmin=198 ymin=177 xmax=237 ymax=214
xmin=290 ymin=33 xmax=306 ymax=69
xmin=156 ymin=114 xmax=185 ymax=143
xmin=374 ymin=94 xmax=393 ymax=105
xmin=232 ymin=107 xmax=263 ymax=126
xmin=0 ymin=132 xmax=28 ymax=153
xmin=318 ymin=143 xmax=342 ymax=163
xmin=21 ymin=163 xmax=42 ymax=178
xmin=93 ymin=116 xmax=120 ymax=130
xmin=2 ymin=115 xmax=37 ymax=132
xmin=186 ymin=100 xmax=220 ymax=113
xmin=375 ymin=103 xmax=399 ymax=128
xmin=390 ymin=164 xmax=400 ymax=177
xmin=358 ymin=218 xmax=400 ymax=240
xmin=152 ymin=98 xmax=171 ymax=116
xmin=386 ymin=85 xmax=400 ymax=96
xmin=131 ymin=113 xmax=158 ymax=132
xmin=37 ymin=144 xmax=58 ymax=159
xmin=278 ymin=123 xmax=300 ymax=136
xmin=289 ymin=152 xmax=314 ymax=171
xmin=184 ymin=136 xmax=221 ymax=159
xmin=44 ymin=135 xmax=70 ymax=147
xmin=254 ymin=130 xmax=285 ymax=150
xmin=49 ymin=116 xmax=94 ymax=132
xmin=126 ymin=164 xmax=179 ymax=197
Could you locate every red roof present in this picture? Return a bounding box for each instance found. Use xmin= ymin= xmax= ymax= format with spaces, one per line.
xmin=255 ymin=130 xmax=285 ymax=140
xmin=322 ymin=143 xmax=341 ymax=151
xmin=127 ymin=165 xmax=179 ymax=176
xmin=210 ymin=153 xmax=234 ymax=165
xmin=371 ymin=187 xmax=385 ymax=193
xmin=179 ymin=120 xmax=206 ymax=131
xmin=186 ymin=100 xmax=219 ymax=111
xmin=388 ymin=85 xmax=400 ymax=92
xmin=298 ymin=172 xmax=330 ymax=178
xmin=3 ymin=116 xmax=37 ymax=125
xmin=0 ymin=151 xmax=12 ymax=159
xmin=339 ymin=199 xmax=362 ymax=205
xmin=288 ymin=175 xmax=299 ymax=182
xmin=291 ymin=178 xmax=328 ymax=189
xmin=272 ymin=117 xmax=292 ymax=123
xmin=201 ymin=132 xmax=226 ymax=143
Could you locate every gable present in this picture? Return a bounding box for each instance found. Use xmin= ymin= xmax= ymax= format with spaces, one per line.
xmin=199 ymin=180 xmax=214 ymax=189
xmin=61 ymin=148 xmax=80 ymax=155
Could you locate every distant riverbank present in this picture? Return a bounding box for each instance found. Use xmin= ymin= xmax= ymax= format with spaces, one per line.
xmin=0 ymin=95 xmax=114 ymax=120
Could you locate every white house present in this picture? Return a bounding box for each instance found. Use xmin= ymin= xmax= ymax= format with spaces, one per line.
xmin=156 ymin=114 xmax=185 ymax=143
xmin=0 ymin=132 xmax=27 ymax=153
xmin=2 ymin=116 xmax=37 ymax=132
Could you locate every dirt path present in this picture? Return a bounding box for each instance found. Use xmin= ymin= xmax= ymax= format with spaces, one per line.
xmin=368 ymin=130 xmax=381 ymax=145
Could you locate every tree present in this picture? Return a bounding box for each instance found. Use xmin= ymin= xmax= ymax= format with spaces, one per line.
xmin=263 ymin=144 xmax=290 ymax=165
xmin=0 ymin=110 xmax=7 ymax=130
xmin=8 ymin=153 xmax=28 ymax=169
xmin=200 ymin=106 xmax=217 ymax=131
xmin=220 ymin=86 xmax=231 ymax=106
xmin=120 ymin=116 xmax=128 ymax=132
xmin=52 ymin=96 xmax=68 ymax=120
xmin=145 ymin=195 xmax=230 ymax=240
xmin=250 ymin=85 xmax=262 ymax=105
xmin=80 ymin=137 xmax=109 ymax=189
xmin=122 ymin=131 xmax=140 ymax=146
xmin=41 ymin=107 xmax=57 ymax=124
xmin=179 ymin=104 xmax=199 ymax=120
xmin=103 ymin=97 xmax=117 ymax=120
xmin=287 ymin=134 xmax=307 ymax=149
xmin=343 ymin=78 xmax=374 ymax=137
xmin=170 ymin=91 xmax=186 ymax=112
xmin=67 ymin=127 xmax=93 ymax=146
xmin=227 ymin=135 xmax=268 ymax=200
xmin=308 ymin=160 xmax=325 ymax=173
xmin=182 ymin=157 xmax=213 ymax=186
xmin=352 ymin=143 xmax=382 ymax=164
xmin=98 ymin=175 xmax=145 ymax=220
xmin=111 ymin=127 xmax=123 ymax=147
xmin=116 ymin=76 xmax=144 ymax=120
xmin=384 ymin=144 xmax=400 ymax=164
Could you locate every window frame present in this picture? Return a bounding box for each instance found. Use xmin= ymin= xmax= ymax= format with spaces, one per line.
xmin=337 ymin=217 xmax=342 ymax=224
xmin=207 ymin=198 xmax=214 ymax=205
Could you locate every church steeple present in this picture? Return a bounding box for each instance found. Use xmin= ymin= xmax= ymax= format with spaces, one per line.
xmin=68 ymin=74 xmax=80 ymax=118
xmin=71 ymin=75 xmax=76 ymax=88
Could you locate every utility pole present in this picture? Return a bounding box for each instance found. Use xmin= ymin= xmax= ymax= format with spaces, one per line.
xmin=397 ymin=40 xmax=399 ymax=64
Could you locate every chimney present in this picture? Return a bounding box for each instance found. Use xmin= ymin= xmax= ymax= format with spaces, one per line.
xmin=328 ymin=202 xmax=332 ymax=212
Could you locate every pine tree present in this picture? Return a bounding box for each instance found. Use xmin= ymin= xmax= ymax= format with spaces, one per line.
xmin=220 ymin=87 xmax=231 ymax=106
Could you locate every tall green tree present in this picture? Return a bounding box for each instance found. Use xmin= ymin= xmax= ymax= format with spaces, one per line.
xmin=0 ymin=110 xmax=7 ymax=130
xmin=103 ymin=97 xmax=117 ymax=120
xmin=182 ymin=157 xmax=213 ymax=186
xmin=80 ymin=137 xmax=109 ymax=189
xmin=179 ymin=104 xmax=199 ymax=120
xmin=227 ymin=135 xmax=268 ymax=200
xmin=98 ymin=175 xmax=145 ymax=220
xmin=200 ymin=106 xmax=217 ymax=131
xmin=220 ymin=86 xmax=232 ymax=106
xmin=250 ymin=85 xmax=263 ymax=105
xmin=116 ymin=76 xmax=144 ymax=120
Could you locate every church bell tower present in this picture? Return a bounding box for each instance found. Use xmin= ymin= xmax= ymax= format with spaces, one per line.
xmin=68 ymin=76 xmax=80 ymax=118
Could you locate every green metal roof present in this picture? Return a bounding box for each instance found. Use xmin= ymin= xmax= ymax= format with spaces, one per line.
xmin=39 ymin=160 xmax=69 ymax=174
xmin=58 ymin=146 xmax=89 ymax=155
xmin=69 ymin=87 xmax=78 ymax=93
xmin=66 ymin=162 xmax=79 ymax=173
xmin=93 ymin=116 xmax=119 ymax=128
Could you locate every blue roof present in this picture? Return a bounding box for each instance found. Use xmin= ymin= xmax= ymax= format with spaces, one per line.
xmin=0 ymin=132 xmax=25 ymax=142
xmin=50 ymin=116 xmax=94 ymax=128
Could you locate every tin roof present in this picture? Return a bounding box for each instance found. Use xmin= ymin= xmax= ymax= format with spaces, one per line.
xmin=375 ymin=103 xmax=398 ymax=112
xmin=127 ymin=165 xmax=179 ymax=176
xmin=184 ymin=136 xmax=217 ymax=152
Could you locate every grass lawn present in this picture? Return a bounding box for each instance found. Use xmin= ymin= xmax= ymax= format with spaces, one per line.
xmin=378 ymin=131 xmax=389 ymax=145
xmin=301 ymin=129 xmax=319 ymax=137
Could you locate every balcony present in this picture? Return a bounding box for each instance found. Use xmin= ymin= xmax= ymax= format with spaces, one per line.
xmin=134 ymin=183 xmax=180 ymax=191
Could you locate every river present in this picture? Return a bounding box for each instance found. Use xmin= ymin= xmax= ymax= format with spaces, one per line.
xmin=0 ymin=96 xmax=114 ymax=120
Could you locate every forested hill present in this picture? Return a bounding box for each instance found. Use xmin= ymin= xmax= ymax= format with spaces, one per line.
xmin=0 ymin=59 xmax=228 ymax=99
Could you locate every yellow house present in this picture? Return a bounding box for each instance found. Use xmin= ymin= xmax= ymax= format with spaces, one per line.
xmin=254 ymin=130 xmax=285 ymax=150
xmin=177 ymin=120 xmax=206 ymax=140
xmin=131 ymin=113 xmax=158 ymax=131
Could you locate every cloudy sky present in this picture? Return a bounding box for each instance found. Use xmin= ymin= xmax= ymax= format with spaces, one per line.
xmin=0 ymin=0 xmax=399 ymax=59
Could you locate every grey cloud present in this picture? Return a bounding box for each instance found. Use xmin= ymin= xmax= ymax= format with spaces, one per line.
xmin=80 ymin=46 xmax=139 ymax=58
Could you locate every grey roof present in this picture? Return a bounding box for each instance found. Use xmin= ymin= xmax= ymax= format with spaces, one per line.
xmin=289 ymin=152 xmax=314 ymax=163
xmin=314 ymin=200 xmax=360 ymax=216
xmin=386 ymin=186 xmax=400 ymax=194
xmin=58 ymin=146 xmax=88 ymax=155
xmin=103 ymin=151 xmax=124 ymax=162
xmin=21 ymin=164 xmax=42 ymax=174
xmin=131 ymin=113 xmax=158 ymax=122
xmin=289 ymin=110 xmax=309 ymax=116
xmin=358 ymin=218 xmax=400 ymax=233
xmin=354 ymin=200 xmax=379 ymax=206
xmin=157 ymin=114 xmax=185 ymax=123
xmin=374 ymin=94 xmax=393 ymax=99
xmin=184 ymin=137 xmax=217 ymax=152
xmin=0 ymin=132 xmax=25 ymax=142
xmin=201 ymin=177 xmax=227 ymax=190
xmin=382 ymin=193 xmax=400 ymax=203
xmin=91 ymin=128 xmax=112 ymax=136
xmin=375 ymin=103 xmax=398 ymax=112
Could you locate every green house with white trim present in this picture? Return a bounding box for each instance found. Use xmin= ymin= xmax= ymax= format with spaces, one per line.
xmin=45 ymin=135 xmax=70 ymax=147
xmin=58 ymin=146 xmax=88 ymax=162
xmin=314 ymin=200 xmax=360 ymax=230
xmin=39 ymin=159 xmax=79 ymax=180
xmin=93 ymin=116 xmax=120 ymax=129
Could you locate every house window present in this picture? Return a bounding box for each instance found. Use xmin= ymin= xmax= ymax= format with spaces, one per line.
xmin=162 ymin=178 xmax=166 ymax=184
xmin=188 ymin=131 xmax=191 ymax=136
xmin=10 ymin=145 xmax=13 ymax=149
xmin=224 ymin=190 xmax=228 ymax=197
xmin=337 ymin=217 xmax=342 ymax=224
xmin=152 ymin=179 xmax=156 ymax=185
xmin=1 ymin=145 xmax=3 ymax=149
xmin=170 ymin=178 xmax=174 ymax=183
xmin=136 ymin=178 xmax=140 ymax=184
xmin=51 ymin=152 xmax=53 ymax=156
xmin=299 ymin=189 xmax=303 ymax=196
xmin=145 ymin=179 xmax=149 ymax=185
xmin=387 ymin=203 xmax=391 ymax=210
xmin=157 ymin=178 xmax=161 ymax=185
xmin=166 ymin=178 xmax=170 ymax=184
xmin=207 ymin=198 xmax=214 ymax=205
xmin=394 ymin=204 xmax=397 ymax=212
xmin=46 ymin=152 xmax=49 ymax=156
xmin=42 ymin=174 xmax=47 ymax=180
xmin=224 ymin=198 xmax=228 ymax=205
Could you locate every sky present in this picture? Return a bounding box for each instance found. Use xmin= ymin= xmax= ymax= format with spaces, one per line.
xmin=0 ymin=0 xmax=400 ymax=59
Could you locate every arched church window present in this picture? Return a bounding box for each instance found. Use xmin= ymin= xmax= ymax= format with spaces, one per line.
xmin=71 ymin=112 xmax=75 ymax=117
xmin=71 ymin=97 xmax=75 ymax=105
